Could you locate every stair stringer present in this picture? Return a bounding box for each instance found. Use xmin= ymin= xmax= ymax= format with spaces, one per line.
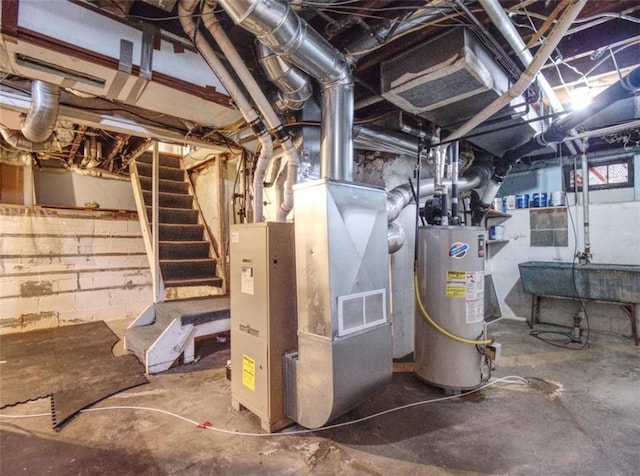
xmin=145 ymin=317 xmax=196 ymax=374
xmin=129 ymin=159 xmax=161 ymax=296
xmin=184 ymin=161 xmax=226 ymax=295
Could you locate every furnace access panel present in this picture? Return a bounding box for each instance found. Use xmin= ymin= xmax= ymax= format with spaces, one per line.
xmin=229 ymin=222 xmax=297 ymax=432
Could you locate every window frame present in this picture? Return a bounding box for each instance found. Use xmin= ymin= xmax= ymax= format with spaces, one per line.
xmin=562 ymin=156 xmax=634 ymax=192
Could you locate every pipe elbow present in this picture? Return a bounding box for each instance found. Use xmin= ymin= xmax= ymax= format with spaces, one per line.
xmin=388 ymin=222 xmax=405 ymax=254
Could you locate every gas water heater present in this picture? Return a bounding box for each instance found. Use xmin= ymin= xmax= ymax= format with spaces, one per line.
xmin=415 ymin=225 xmax=487 ymax=391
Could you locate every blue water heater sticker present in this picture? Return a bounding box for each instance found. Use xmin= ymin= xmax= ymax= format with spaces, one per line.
xmin=449 ymin=242 xmax=469 ymax=259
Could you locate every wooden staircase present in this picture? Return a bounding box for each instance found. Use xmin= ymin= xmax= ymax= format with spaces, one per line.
xmin=131 ymin=152 xmax=224 ymax=297
xmin=126 ymin=152 xmax=229 ymax=373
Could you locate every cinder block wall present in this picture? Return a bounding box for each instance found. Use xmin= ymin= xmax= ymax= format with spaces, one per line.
xmin=0 ymin=207 xmax=152 ymax=334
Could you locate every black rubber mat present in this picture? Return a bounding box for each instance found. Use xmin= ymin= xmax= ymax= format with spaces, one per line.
xmin=0 ymin=321 xmax=148 ymax=430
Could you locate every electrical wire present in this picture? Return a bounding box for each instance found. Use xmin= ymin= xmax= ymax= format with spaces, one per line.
xmin=414 ymin=275 xmax=493 ymax=346
xmin=0 ymin=376 xmax=529 ymax=435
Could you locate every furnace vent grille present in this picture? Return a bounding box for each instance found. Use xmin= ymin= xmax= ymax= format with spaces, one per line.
xmin=337 ymin=289 xmax=386 ymax=337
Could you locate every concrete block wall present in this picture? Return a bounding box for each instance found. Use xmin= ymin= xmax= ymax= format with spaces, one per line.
xmin=0 ymin=206 xmax=152 ymax=334
xmin=487 ymin=201 xmax=640 ymax=337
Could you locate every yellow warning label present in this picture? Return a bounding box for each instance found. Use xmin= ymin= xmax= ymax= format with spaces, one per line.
xmin=446 ymin=270 xmax=467 ymax=298
xmin=242 ymin=354 xmax=256 ymax=391
xmin=447 ymin=271 xmax=466 ymax=280
xmin=446 ymin=286 xmax=467 ymax=298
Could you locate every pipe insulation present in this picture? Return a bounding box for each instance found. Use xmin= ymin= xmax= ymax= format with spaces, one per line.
xmin=218 ymin=0 xmax=354 ymax=181
xmin=178 ymin=0 xmax=273 ymax=223
xmin=202 ymin=1 xmax=300 ymax=221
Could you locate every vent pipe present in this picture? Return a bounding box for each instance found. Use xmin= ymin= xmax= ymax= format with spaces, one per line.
xmin=386 ymin=165 xmax=490 ymax=253
xmin=0 ymin=80 xmax=60 ymax=152
xmin=478 ymin=0 xmax=579 ymax=155
xmin=201 ymin=1 xmax=300 ymax=221
xmin=478 ymin=0 xmax=567 ymax=115
xmin=256 ymin=43 xmax=313 ymax=113
xmin=217 ymin=0 xmax=354 ymax=181
xmin=178 ymin=0 xmax=273 ymax=223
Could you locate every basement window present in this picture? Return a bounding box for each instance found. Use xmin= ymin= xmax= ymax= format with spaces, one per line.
xmin=563 ymin=156 xmax=634 ymax=192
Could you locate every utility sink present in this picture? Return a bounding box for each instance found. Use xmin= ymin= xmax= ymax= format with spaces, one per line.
xmin=518 ymin=261 xmax=640 ymax=304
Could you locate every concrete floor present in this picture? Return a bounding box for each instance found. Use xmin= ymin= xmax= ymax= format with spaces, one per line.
xmin=1 ymin=318 xmax=639 ymax=475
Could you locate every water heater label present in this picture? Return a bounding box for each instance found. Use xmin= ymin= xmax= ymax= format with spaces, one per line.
xmin=449 ymin=242 xmax=469 ymax=259
xmin=242 ymin=354 xmax=256 ymax=391
xmin=465 ymin=271 xmax=484 ymax=323
xmin=466 ymin=298 xmax=484 ymax=323
xmin=446 ymin=271 xmax=467 ymax=298
xmin=465 ymin=271 xmax=483 ymax=299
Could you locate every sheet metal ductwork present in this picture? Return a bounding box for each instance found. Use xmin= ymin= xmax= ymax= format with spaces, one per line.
xmin=386 ymin=165 xmax=489 ymax=253
xmin=218 ymin=0 xmax=354 ymax=181
xmin=0 ymin=80 xmax=59 ymax=151
xmin=256 ymin=43 xmax=313 ymax=113
xmin=219 ymin=0 xmax=392 ymax=429
xmin=473 ymin=66 xmax=640 ymax=225
xmin=387 ymin=166 xmax=489 ymax=222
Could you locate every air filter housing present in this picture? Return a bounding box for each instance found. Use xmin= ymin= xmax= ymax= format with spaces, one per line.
xmin=381 ymin=28 xmax=543 ymax=156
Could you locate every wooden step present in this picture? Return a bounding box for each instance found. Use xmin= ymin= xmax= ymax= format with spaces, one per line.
xmin=158 ymin=224 xmax=204 ymax=241
xmin=147 ymin=207 xmax=199 ymax=225
xmin=164 ymin=276 xmax=224 ymax=288
xmin=143 ymin=191 xmax=193 ymax=209
xmin=135 ymin=162 xmax=185 ymax=182
xmin=159 ymin=241 xmax=210 ymax=260
xmin=160 ymin=258 xmax=218 ymax=281
xmin=139 ymin=176 xmax=190 ymax=195
xmin=136 ymin=153 xmax=182 ymax=169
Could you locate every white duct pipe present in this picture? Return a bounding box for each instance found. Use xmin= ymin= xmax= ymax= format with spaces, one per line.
xmin=387 ymin=222 xmax=405 ymax=254
xmin=478 ymin=0 xmax=567 ymax=113
xmin=218 ymin=0 xmax=354 ymax=182
xmin=179 ymin=0 xmax=272 ymax=223
xmin=202 ymin=1 xmax=298 ymax=221
xmin=446 ymin=0 xmax=587 ymax=145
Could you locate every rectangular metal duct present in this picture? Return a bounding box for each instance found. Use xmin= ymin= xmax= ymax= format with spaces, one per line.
xmin=285 ymin=179 xmax=392 ymax=429
xmin=381 ymin=28 xmax=542 ymax=156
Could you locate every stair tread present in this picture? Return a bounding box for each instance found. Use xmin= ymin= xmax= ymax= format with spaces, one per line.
xmin=125 ymin=296 xmax=230 ymax=360
xmin=135 ymin=163 xmax=185 ymax=182
xmin=146 ymin=206 xmax=198 ymax=212
xmin=139 ymin=177 xmax=189 ymax=193
xmin=164 ymin=277 xmax=224 ymax=287
xmin=160 ymin=258 xmax=217 ymax=264
xmin=137 ymin=154 xmax=182 ymax=169
xmin=143 ymin=190 xmax=191 ymax=198
xmin=136 ymin=163 xmax=184 ymax=173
